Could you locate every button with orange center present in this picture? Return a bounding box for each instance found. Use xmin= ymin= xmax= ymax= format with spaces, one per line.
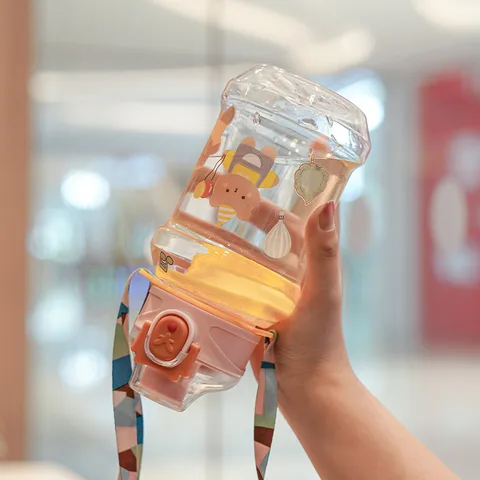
xmin=148 ymin=315 xmax=190 ymax=362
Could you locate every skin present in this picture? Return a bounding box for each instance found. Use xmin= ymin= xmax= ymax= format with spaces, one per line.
xmin=252 ymin=202 xmax=460 ymax=480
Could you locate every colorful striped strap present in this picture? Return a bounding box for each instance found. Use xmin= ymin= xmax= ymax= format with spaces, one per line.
xmin=112 ymin=272 xmax=278 ymax=480
xmin=254 ymin=332 xmax=278 ymax=480
xmin=112 ymin=271 xmax=144 ymax=480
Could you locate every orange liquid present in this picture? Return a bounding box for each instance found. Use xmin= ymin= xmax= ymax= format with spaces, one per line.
xmin=154 ymin=243 xmax=300 ymax=329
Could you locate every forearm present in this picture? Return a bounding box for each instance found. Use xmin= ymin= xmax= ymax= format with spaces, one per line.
xmin=279 ymin=370 xmax=459 ymax=480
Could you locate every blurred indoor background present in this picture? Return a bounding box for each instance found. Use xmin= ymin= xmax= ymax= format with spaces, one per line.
xmin=1 ymin=0 xmax=480 ymax=478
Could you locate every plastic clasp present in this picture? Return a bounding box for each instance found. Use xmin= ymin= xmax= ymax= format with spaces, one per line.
xmin=131 ymin=310 xmax=200 ymax=382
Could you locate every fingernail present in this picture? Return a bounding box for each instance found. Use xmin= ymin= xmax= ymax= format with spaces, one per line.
xmin=319 ymin=201 xmax=335 ymax=231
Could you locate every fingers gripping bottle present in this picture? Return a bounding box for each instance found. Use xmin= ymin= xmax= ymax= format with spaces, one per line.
xmin=112 ymin=64 xmax=370 ymax=478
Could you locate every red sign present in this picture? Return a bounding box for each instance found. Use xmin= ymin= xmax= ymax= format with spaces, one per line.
xmin=420 ymin=71 xmax=480 ymax=347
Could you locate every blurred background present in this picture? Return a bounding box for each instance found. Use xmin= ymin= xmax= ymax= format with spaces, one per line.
xmin=1 ymin=0 xmax=480 ymax=478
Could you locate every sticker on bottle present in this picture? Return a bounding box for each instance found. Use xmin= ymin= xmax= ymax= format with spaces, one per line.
xmin=210 ymin=175 xmax=262 ymax=226
xmin=194 ymin=137 xmax=280 ymax=227
xmin=159 ymin=251 xmax=174 ymax=273
xmin=264 ymin=211 xmax=292 ymax=259
xmin=294 ymin=150 xmax=330 ymax=205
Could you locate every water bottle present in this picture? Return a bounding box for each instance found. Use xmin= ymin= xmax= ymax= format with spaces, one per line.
xmin=128 ymin=64 xmax=371 ymax=412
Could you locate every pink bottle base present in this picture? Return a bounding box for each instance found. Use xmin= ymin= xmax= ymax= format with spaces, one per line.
xmin=129 ymin=280 xmax=262 ymax=411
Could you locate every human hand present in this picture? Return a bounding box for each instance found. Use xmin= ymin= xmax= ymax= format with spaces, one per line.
xmin=252 ymin=201 xmax=353 ymax=401
xmin=251 ymin=202 xmax=461 ymax=480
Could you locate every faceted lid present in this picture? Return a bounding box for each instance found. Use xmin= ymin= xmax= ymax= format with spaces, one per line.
xmin=223 ymin=64 xmax=371 ymax=164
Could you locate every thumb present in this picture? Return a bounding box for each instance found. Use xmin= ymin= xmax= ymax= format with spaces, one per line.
xmin=301 ymin=201 xmax=342 ymax=304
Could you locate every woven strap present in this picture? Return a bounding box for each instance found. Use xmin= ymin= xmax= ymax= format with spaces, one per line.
xmin=112 ymin=272 xmax=278 ymax=479
xmin=112 ymin=271 xmax=144 ymax=480
xmin=254 ymin=332 xmax=278 ymax=480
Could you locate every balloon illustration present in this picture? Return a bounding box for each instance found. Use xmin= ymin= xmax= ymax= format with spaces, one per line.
xmin=263 ymin=211 xmax=292 ymax=259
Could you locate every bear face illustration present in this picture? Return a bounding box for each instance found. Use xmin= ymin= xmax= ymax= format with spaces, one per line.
xmin=210 ymin=173 xmax=261 ymax=221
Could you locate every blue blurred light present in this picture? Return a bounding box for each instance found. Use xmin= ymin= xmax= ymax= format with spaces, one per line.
xmin=29 ymin=288 xmax=84 ymax=343
xmin=338 ymin=77 xmax=385 ymax=132
xmin=110 ymin=155 xmax=166 ymax=190
xmin=342 ymin=167 xmax=365 ymax=203
xmin=28 ymin=209 xmax=85 ymax=264
xmin=61 ymin=170 xmax=110 ymax=210
xmin=59 ymin=349 xmax=108 ymax=390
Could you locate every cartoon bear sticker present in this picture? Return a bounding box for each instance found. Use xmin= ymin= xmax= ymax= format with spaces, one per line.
xmin=208 ymin=137 xmax=279 ymax=226
xmin=209 ymin=173 xmax=261 ymax=223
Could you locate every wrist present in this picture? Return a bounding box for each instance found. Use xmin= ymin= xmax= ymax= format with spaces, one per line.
xmin=278 ymin=361 xmax=357 ymax=413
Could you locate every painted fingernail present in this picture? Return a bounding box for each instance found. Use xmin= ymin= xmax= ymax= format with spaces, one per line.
xmin=319 ymin=201 xmax=335 ymax=231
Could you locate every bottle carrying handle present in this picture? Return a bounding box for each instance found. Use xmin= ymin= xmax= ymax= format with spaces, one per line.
xmin=112 ymin=271 xmax=278 ymax=480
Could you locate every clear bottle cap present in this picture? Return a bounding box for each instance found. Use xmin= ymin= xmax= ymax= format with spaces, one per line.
xmin=223 ymin=64 xmax=371 ymax=164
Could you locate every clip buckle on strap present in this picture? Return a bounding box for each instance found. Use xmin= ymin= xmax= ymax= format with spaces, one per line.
xmin=112 ymin=271 xmax=278 ymax=479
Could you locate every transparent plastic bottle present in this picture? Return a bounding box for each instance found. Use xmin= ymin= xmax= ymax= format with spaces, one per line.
xmin=130 ymin=65 xmax=371 ymax=411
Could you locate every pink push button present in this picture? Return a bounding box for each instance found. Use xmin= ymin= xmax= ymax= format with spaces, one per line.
xmin=148 ymin=314 xmax=189 ymax=362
